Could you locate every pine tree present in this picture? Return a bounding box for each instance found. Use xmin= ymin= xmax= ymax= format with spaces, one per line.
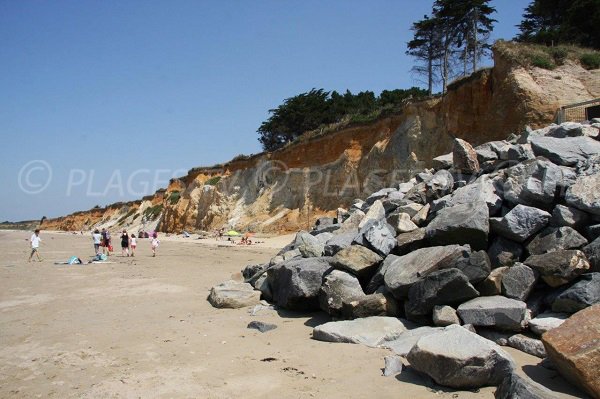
xmin=406 ymin=15 xmax=442 ymax=96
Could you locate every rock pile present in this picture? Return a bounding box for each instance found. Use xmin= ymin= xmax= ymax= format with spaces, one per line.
xmin=210 ymin=121 xmax=600 ymax=395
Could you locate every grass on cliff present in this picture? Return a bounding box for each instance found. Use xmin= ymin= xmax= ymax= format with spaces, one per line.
xmin=168 ymin=191 xmax=181 ymax=205
xmin=495 ymin=40 xmax=600 ymax=71
xmin=143 ymin=204 xmax=163 ymax=220
xmin=204 ymin=176 xmax=221 ymax=186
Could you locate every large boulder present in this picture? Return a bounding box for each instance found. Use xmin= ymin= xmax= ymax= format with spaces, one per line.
xmin=363 ymin=220 xmax=397 ymax=256
xmin=542 ymin=305 xmax=600 ymax=398
xmin=476 ymin=266 xmax=510 ymax=296
xmin=502 ymin=158 xmax=566 ymax=208
xmin=425 ymin=169 xmax=454 ymax=201
xmin=453 ymin=138 xmax=480 ymax=174
xmin=331 ymin=245 xmax=382 ymax=279
xmin=388 ymin=212 xmax=418 ymax=234
xmin=207 ymin=280 xmax=261 ymax=309
xmin=432 ymin=152 xmax=453 ymax=169
xmin=490 ymin=205 xmax=551 ymax=243
xmin=312 ymin=316 xmax=411 ymax=347
xmin=407 ymin=325 xmax=514 ymax=388
xmin=405 ymin=268 xmax=479 ymax=321
xmin=383 ymin=245 xmax=470 ymax=298
xmin=551 ymin=273 xmax=600 ymax=313
xmin=452 ymin=250 xmax=491 ymax=284
xmin=565 ymin=172 xmax=600 ymax=216
xmin=267 ymin=257 xmax=333 ymax=310
xmin=525 ymin=226 xmax=587 ymax=255
xmin=432 ymin=305 xmax=461 ymax=326
xmin=294 ymin=231 xmax=324 ymax=258
xmin=488 ymin=236 xmax=523 ymax=268
xmin=323 ymin=232 xmax=356 ymax=256
xmin=507 ymin=334 xmax=546 ymax=358
xmin=319 ymin=270 xmax=365 ymax=316
xmin=495 ymin=373 xmax=561 ymax=399
xmin=380 ymin=326 xmax=442 ymax=356
xmin=425 ymin=201 xmax=489 ymax=250
xmin=358 ymin=200 xmax=385 ymax=228
xmin=394 ymin=228 xmax=427 ymax=255
xmin=457 ymin=296 xmax=527 ymax=331
xmin=524 ymin=250 xmax=590 ymax=287
xmin=432 ymin=176 xmax=502 ymax=215
xmin=501 ymin=263 xmax=538 ymax=301
xmin=342 ymin=293 xmax=396 ymax=319
xmin=550 ymin=204 xmax=589 ymax=229
xmin=583 ymin=237 xmax=600 ymax=272
xmin=530 ymin=136 xmax=600 ymax=166
xmin=528 ymin=312 xmax=568 ymax=335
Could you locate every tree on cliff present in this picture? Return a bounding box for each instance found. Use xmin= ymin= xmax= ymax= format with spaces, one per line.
xmin=406 ymin=15 xmax=442 ymax=96
xmin=516 ymin=0 xmax=600 ymax=49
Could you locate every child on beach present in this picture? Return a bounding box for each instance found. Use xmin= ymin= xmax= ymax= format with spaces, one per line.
xmin=120 ymin=230 xmax=130 ymax=257
xmin=151 ymin=232 xmax=159 ymax=257
xmin=130 ymin=234 xmax=137 ymax=257
xmin=28 ymin=229 xmax=43 ymax=262
xmin=92 ymin=229 xmax=102 ymax=255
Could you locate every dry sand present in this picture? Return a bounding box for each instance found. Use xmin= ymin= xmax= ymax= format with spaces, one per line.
xmin=0 ymin=230 xmax=587 ymax=398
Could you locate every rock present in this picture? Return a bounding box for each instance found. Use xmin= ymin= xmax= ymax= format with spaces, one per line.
xmin=426 ymin=169 xmax=454 ymax=201
xmin=550 ymin=205 xmax=589 ymax=228
xmin=476 ymin=266 xmax=510 ymax=296
xmin=501 ymin=263 xmax=538 ymax=301
xmin=407 ymin=325 xmax=514 ymax=388
xmin=380 ymin=326 xmax=442 ymax=356
xmin=267 ymin=257 xmax=333 ymax=310
xmin=342 ymin=293 xmax=395 ymax=319
xmin=323 ymin=232 xmax=356 ymax=256
xmin=477 ymin=328 xmax=513 ymax=346
xmin=432 ymin=176 xmax=502 ymax=215
xmin=383 ymin=355 xmax=403 ymax=377
xmin=526 ymin=226 xmax=588 ymax=255
xmin=433 ymin=305 xmax=460 ymax=326
xmin=524 ymin=250 xmax=590 ymax=287
xmin=363 ymin=220 xmax=397 ymax=256
xmin=383 ymin=245 xmax=470 ymax=298
xmin=507 ymin=334 xmax=546 ymax=358
xmin=282 ymin=248 xmax=301 ymax=261
xmin=403 ymin=182 xmax=428 ymax=204
xmin=207 ymin=280 xmax=261 ymax=309
xmin=310 ymin=223 xmax=341 ymax=236
xmin=331 ymin=245 xmax=382 ymax=279
xmin=365 ymin=188 xmax=396 ymax=205
xmin=490 ymin=205 xmax=551 ymax=243
xmin=398 ymin=181 xmax=415 ymax=194
xmin=247 ymin=321 xmax=277 ymax=333
xmin=394 ymin=228 xmax=427 ymax=255
xmin=495 ymin=372 xmax=561 ymax=399
xmin=314 ymin=232 xmax=334 ymax=244
xmin=432 ymin=152 xmax=453 ymax=169
xmin=338 ymin=210 xmax=365 ymax=232
xmin=530 ymin=136 xmax=600 ymax=166
xmin=542 ymin=305 xmax=600 ymax=398
xmin=319 ymin=270 xmax=365 ymax=316
xmin=359 ymin=200 xmax=385 ymax=228
xmin=405 ymin=269 xmax=479 ymax=321
xmin=462 ymin=323 xmax=477 ymax=333
xmin=312 ymin=316 xmax=411 ymax=347
xmin=502 ymin=158 xmax=565 ymax=208
xmin=453 ymin=138 xmax=480 ymax=174
xmin=547 ymin=121 xmax=585 ymax=138
xmin=388 ymin=212 xmax=418 ymax=234
xmin=587 ymin=224 xmax=600 ymax=241
xmin=475 ymin=144 xmax=499 ymax=163
xmin=552 ymin=273 xmax=600 ymax=313
xmin=528 ymin=312 xmax=568 ymax=335
xmin=394 ymin=203 xmax=423 ymax=218
xmin=457 ymin=296 xmax=527 ymax=331
xmin=294 ymin=231 xmax=324 ymax=258
xmin=411 ymin=203 xmax=430 ymax=226
xmin=584 ymin=237 xmax=600 ymax=272
xmin=565 ymin=172 xmax=600 ymax=216
xmin=506 ymin=143 xmax=535 ymax=161
xmin=254 ymin=273 xmax=272 ymax=301
xmin=426 ymin=201 xmax=489 ymax=250
xmin=488 ymin=236 xmax=523 ymax=268
xmin=452 ymin=250 xmax=491 ymax=284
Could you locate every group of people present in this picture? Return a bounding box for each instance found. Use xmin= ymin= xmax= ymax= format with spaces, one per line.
xmin=91 ymin=228 xmax=160 ymax=257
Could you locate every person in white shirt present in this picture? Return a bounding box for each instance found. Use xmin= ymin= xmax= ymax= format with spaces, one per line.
xmin=28 ymin=229 xmax=43 ymax=262
xmin=92 ymin=229 xmax=102 ymax=255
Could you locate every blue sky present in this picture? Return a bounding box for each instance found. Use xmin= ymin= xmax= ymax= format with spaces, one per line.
xmin=0 ymin=0 xmax=529 ymax=221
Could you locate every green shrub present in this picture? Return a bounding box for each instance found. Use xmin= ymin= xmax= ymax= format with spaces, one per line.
xmin=205 ymin=176 xmax=221 ymax=186
xmin=580 ymin=53 xmax=600 ymax=69
xmin=530 ymin=54 xmax=555 ymax=70
xmin=548 ymin=47 xmax=568 ymax=65
xmin=168 ymin=191 xmax=181 ymax=205
xmin=143 ymin=204 xmax=163 ymax=220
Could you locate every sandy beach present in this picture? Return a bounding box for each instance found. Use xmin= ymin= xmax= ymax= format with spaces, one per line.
xmin=0 ymin=230 xmax=586 ymax=399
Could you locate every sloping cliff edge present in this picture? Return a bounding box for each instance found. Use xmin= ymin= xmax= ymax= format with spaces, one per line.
xmin=41 ymin=43 xmax=600 ymax=234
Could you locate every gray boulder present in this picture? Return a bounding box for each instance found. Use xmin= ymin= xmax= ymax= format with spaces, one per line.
xmin=405 ymin=268 xmax=479 ymax=321
xmin=490 ymin=205 xmax=551 ymax=243
xmin=363 ymin=220 xmax=397 ymax=256
xmin=426 ymin=201 xmax=489 ymax=250
xmin=387 ymin=212 xmax=418 ymax=234
xmin=254 ymin=273 xmax=272 ymax=301
xmin=312 ymin=316 xmax=411 ymax=347
xmin=323 ymin=232 xmax=356 ymax=256
xmin=530 ymin=136 xmax=600 ymax=166
xmin=526 ymin=226 xmax=587 ymax=255
xmin=552 ymin=273 xmax=600 ymax=313
xmin=342 ymin=293 xmax=396 ymax=319
xmin=457 ymin=296 xmax=527 ymax=331
xmin=383 ymin=355 xmax=404 ymax=377
xmin=394 ymin=228 xmax=427 ymax=255
xmin=495 ymin=372 xmax=561 ymax=399
xmin=294 ymin=231 xmax=324 ymax=258
xmin=314 ymin=232 xmax=334 ymax=244
xmin=432 ymin=176 xmax=502 ymax=215
xmin=267 ymin=257 xmax=333 ymax=310
xmin=507 ymin=334 xmax=546 ymax=358
xmin=476 ymin=267 xmax=510 ymax=296
xmin=501 ymin=263 xmax=538 ymax=301
xmin=319 ymin=270 xmax=365 ymax=316
xmin=426 ymin=169 xmax=454 ymax=201
xmin=365 ymin=188 xmax=396 ymax=205
xmin=395 ymin=202 xmax=423 ymax=218
xmin=407 ymin=325 xmax=514 ymax=388
xmin=528 ymin=312 xmax=568 ymax=335
xmin=432 ymin=152 xmax=453 ymax=169
xmin=586 ymin=224 xmax=600 ymax=241
xmin=584 ymin=237 xmax=600 ymax=272
xmin=488 ymin=236 xmax=523 ymax=267
xmin=384 ymin=245 xmax=470 ymax=298
xmin=565 ymin=172 xmax=600 ymax=216
xmin=452 ymin=250 xmax=491 ymax=284
xmin=550 ymin=204 xmax=589 ymax=228
xmin=207 ymin=280 xmax=261 ymax=309
xmin=358 ymin=200 xmax=385 ymax=228
xmin=502 ymin=158 xmax=565 ymax=208
xmin=331 ymin=245 xmax=382 ymax=278
xmin=453 ymin=138 xmax=480 ymax=174
xmin=380 ymin=326 xmax=442 ymax=356
xmin=433 ymin=305 xmax=461 ymax=326
xmin=524 ymin=250 xmax=590 ymax=287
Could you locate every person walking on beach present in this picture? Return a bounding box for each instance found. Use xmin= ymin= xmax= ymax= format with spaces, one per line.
xmin=92 ymin=229 xmax=102 ymax=255
xmin=129 ymin=233 xmax=137 ymax=257
xmin=120 ymin=230 xmax=130 ymax=257
xmin=28 ymin=229 xmax=43 ymax=262
xmin=151 ymin=232 xmax=159 ymax=257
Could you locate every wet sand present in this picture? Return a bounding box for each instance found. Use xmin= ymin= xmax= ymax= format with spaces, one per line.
xmin=0 ymin=230 xmax=587 ymax=398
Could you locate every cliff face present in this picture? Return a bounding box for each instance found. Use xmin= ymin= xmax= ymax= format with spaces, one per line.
xmin=42 ymin=45 xmax=600 ymax=234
